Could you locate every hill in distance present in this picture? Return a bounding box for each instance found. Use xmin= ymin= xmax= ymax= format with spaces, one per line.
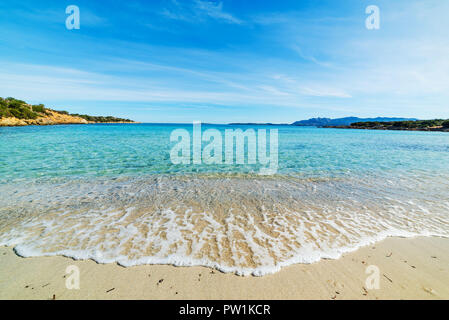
xmin=339 ymin=119 xmax=449 ymax=131
xmin=292 ymin=117 xmax=418 ymax=127
xmin=0 ymin=97 xmax=135 ymax=126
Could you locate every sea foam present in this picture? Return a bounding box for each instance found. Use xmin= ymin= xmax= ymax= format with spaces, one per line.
xmin=1 ymin=174 xmax=448 ymax=276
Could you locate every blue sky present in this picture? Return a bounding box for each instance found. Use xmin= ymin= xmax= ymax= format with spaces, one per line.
xmin=0 ymin=0 xmax=448 ymax=123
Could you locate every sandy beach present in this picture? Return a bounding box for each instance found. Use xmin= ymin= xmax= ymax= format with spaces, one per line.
xmin=0 ymin=236 xmax=447 ymax=300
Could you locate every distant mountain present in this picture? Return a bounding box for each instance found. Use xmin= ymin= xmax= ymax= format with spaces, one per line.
xmin=292 ymin=117 xmax=418 ymax=127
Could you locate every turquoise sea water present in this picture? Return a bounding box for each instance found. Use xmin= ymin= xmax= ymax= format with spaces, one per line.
xmin=2 ymin=123 xmax=449 ymax=179
xmin=1 ymin=124 xmax=449 ymax=275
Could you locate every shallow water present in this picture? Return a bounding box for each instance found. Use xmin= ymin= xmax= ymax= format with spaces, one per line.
xmin=1 ymin=124 xmax=448 ymax=275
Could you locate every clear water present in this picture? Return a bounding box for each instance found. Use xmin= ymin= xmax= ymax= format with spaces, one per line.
xmin=1 ymin=124 xmax=448 ymax=275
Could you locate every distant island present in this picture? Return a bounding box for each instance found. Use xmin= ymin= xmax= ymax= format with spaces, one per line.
xmin=327 ymin=119 xmax=449 ymax=132
xmin=229 ymin=117 xmax=418 ymax=127
xmin=0 ymin=97 xmax=135 ymax=127
xmin=228 ymin=117 xmax=449 ymax=132
xmin=292 ymin=117 xmax=418 ymax=127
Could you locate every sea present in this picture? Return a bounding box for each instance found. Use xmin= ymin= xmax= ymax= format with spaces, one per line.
xmin=0 ymin=123 xmax=448 ymax=275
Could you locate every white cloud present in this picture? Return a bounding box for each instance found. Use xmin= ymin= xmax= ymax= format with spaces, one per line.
xmin=161 ymin=0 xmax=241 ymax=24
xmin=194 ymin=0 xmax=241 ymax=24
xmin=299 ymin=87 xmax=352 ymax=98
xmin=258 ymin=85 xmax=290 ymax=96
xmin=292 ymin=46 xmax=333 ymax=68
xmin=0 ymin=62 xmax=301 ymax=107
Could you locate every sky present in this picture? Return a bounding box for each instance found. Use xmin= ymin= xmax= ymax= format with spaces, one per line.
xmin=0 ymin=0 xmax=448 ymax=123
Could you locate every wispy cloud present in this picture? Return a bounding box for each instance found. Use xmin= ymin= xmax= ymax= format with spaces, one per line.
xmin=299 ymin=86 xmax=351 ymax=98
xmin=0 ymin=60 xmax=347 ymax=109
xmin=292 ymin=45 xmax=333 ymax=68
xmin=194 ymin=0 xmax=241 ymax=24
xmin=161 ymin=0 xmax=241 ymax=24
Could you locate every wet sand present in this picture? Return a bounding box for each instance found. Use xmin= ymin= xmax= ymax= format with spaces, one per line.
xmin=0 ymin=236 xmax=448 ymax=300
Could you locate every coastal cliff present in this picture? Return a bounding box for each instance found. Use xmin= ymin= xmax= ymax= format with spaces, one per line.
xmin=0 ymin=97 xmax=135 ymax=127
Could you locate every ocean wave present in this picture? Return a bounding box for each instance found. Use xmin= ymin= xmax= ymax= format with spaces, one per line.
xmin=1 ymin=174 xmax=449 ymax=276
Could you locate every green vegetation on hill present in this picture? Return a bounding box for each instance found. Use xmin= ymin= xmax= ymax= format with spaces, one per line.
xmin=70 ymin=114 xmax=134 ymax=123
xmin=349 ymin=119 xmax=449 ymax=130
xmin=0 ymin=97 xmax=43 ymax=119
xmin=52 ymin=109 xmax=134 ymax=122
xmin=31 ymin=104 xmax=46 ymax=113
xmin=0 ymin=97 xmax=134 ymax=123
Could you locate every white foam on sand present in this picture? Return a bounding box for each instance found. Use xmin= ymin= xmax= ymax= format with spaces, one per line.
xmin=1 ymin=175 xmax=449 ymax=276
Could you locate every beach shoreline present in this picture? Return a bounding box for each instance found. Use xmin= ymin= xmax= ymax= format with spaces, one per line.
xmin=1 ymin=236 xmax=447 ymax=300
